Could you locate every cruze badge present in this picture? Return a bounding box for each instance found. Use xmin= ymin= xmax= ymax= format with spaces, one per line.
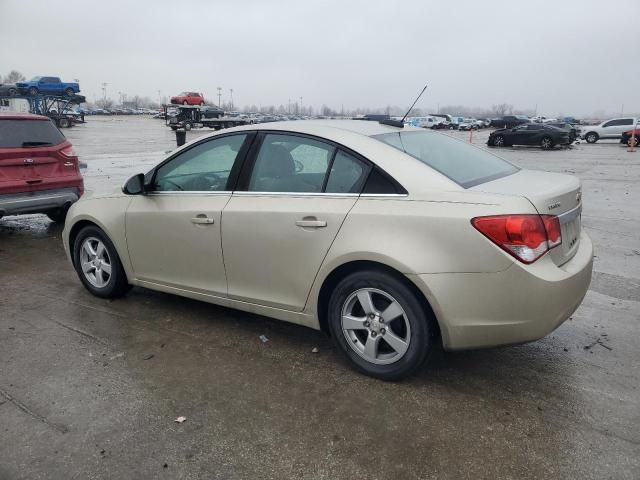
xmin=23 ymin=158 xmax=34 ymax=164
xmin=548 ymin=202 xmax=561 ymax=211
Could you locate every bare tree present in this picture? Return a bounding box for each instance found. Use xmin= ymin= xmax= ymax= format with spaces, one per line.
xmin=3 ymin=70 xmax=26 ymax=83
xmin=491 ymin=103 xmax=513 ymax=117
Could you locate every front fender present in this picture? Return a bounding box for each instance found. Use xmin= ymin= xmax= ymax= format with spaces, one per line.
xmin=63 ymin=196 xmax=134 ymax=280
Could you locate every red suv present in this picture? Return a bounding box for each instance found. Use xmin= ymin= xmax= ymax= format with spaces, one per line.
xmin=170 ymin=91 xmax=205 ymax=106
xmin=0 ymin=113 xmax=84 ymax=222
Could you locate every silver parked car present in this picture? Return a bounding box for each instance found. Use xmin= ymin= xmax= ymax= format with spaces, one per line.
xmin=63 ymin=120 xmax=593 ymax=380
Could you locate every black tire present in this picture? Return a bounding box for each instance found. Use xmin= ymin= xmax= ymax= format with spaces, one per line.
xmin=184 ymin=122 xmax=192 ymax=131
xmin=199 ymin=101 xmax=205 ymax=106
xmin=8 ymin=87 xmax=17 ymax=96
xmin=170 ymin=126 xmax=178 ymax=131
xmin=64 ymin=88 xmax=74 ymax=97
xmin=493 ymin=134 xmax=505 ymax=147
xmin=627 ymin=136 xmax=639 ymax=148
xmin=585 ymin=132 xmax=598 ymax=144
xmin=540 ymin=136 xmax=554 ymax=150
xmin=58 ymin=117 xmax=71 ymax=128
xmin=73 ymin=225 xmax=130 ymax=298
xmin=46 ymin=206 xmax=69 ymax=223
xmin=183 ymin=101 xmax=188 ymax=105
xmin=29 ymin=87 xmax=39 ymax=96
xmin=327 ymin=269 xmax=435 ymax=381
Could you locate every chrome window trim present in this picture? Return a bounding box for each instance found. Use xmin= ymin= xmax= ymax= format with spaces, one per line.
xmin=360 ymin=193 xmax=409 ymax=198
xmin=232 ymin=191 xmax=360 ymax=198
xmin=557 ymin=203 xmax=581 ymax=225
xmin=148 ymin=191 xmax=232 ymax=196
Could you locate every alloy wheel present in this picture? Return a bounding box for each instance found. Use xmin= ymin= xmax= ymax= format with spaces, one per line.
xmin=541 ymin=138 xmax=552 ymax=149
xmin=79 ymin=237 xmax=112 ymax=288
xmin=341 ymin=288 xmax=411 ymax=365
xmin=494 ymin=135 xmax=504 ymax=147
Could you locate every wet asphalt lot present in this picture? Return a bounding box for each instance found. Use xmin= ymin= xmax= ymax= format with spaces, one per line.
xmin=1 ymin=117 xmax=639 ymax=479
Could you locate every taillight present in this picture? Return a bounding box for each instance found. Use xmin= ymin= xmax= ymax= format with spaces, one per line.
xmin=60 ymin=145 xmax=77 ymax=158
xmin=471 ymin=214 xmax=562 ymax=264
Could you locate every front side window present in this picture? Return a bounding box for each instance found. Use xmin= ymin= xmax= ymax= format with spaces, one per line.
xmin=154 ymin=134 xmax=247 ymax=192
xmin=373 ymin=131 xmax=518 ymax=188
xmin=248 ymin=134 xmax=335 ymax=192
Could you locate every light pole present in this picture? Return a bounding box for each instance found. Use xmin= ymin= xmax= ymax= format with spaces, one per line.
xmin=300 ymin=96 xmax=303 ymax=115
xmin=217 ymin=87 xmax=222 ymax=107
xmin=101 ymin=82 xmax=108 ymax=103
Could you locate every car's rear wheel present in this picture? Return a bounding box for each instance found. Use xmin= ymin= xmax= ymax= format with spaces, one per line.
xmin=8 ymin=87 xmax=17 ymax=96
xmin=184 ymin=122 xmax=192 ymax=131
xmin=183 ymin=101 xmax=188 ymax=105
xmin=199 ymin=101 xmax=204 ymax=106
xmin=58 ymin=117 xmax=71 ymax=128
xmin=540 ymin=136 xmax=553 ymax=149
xmin=64 ymin=88 xmax=74 ymax=97
xmin=73 ymin=225 xmax=130 ymax=298
xmin=46 ymin=206 xmax=69 ymax=223
xmin=28 ymin=87 xmax=38 ymax=96
xmin=585 ymin=132 xmax=598 ymax=143
xmin=493 ymin=135 xmax=505 ymax=147
xmin=627 ymin=136 xmax=639 ymax=147
xmin=328 ymin=270 xmax=434 ymax=381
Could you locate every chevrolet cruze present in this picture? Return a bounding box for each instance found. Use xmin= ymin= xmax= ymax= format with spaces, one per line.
xmin=63 ymin=120 xmax=593 ymax=380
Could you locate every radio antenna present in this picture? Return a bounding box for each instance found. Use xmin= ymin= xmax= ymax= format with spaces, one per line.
xmin=379 ymin=84 xmax=428 ymax=128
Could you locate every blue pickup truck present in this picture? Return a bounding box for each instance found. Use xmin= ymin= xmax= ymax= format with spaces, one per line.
xmin=16 ymin=76 xmax=80 ymax=97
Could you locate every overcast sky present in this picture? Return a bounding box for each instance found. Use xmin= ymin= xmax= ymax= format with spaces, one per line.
xmin=1 ymin=0 xmax=639 ymax=116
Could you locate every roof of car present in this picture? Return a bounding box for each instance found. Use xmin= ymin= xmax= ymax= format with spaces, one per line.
xmin=245 ymin=119 xmax=420 ymax=136
xmin=0 ymin=112 xmax=50 ymax=121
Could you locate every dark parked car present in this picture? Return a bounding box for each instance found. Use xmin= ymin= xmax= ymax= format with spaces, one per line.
xmin=488 ymin=123 xmax=570 ymax=149
xmin=490 ymin=115 xmax=530 ymax=129
xmin=0 ymin=113 xmax=84 ymax=222
xmin=547 ymin=122 xmax=581 ymax=143
xmin=0 ymin=83 xmax=18 ymax=96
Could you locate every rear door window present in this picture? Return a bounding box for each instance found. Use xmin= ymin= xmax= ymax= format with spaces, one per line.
xmin=373 ymin=131 xmax=518 ymax=188
xmin=0 ymin=119 xmax=65 ymax=148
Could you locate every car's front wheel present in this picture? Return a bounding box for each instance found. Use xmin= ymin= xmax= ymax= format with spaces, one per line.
xmin=328 ymin=270 xmax=435 ymax=381
xmin=540 ymin=136 xmax=554 ymax=149
xmin=73 ymin=225 xmax=130 ymax=298
xmin=627 ymin=136 xmax=639 ymax=148
xmin=492 ymin=134 xmax=505 ymax=147
xmin=64 ymin=88 xmax=74 ymax=97
xmin=183 ymin=101 xmax=188 ymax=105
xmin=585 ymin=132 xmax=598 ymax=143
xmin=29 ymin=87 xmax=39 ymax=96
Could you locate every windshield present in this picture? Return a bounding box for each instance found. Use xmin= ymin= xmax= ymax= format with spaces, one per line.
xmin=372 ymin=131 xmax=519 ymax=188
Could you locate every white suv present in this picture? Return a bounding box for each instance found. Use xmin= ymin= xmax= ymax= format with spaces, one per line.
xmin=582 ymin=117 xmax=637 ymax=143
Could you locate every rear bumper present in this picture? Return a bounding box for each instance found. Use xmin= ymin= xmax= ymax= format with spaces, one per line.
xmin=0 ymin=187 xmax=80 ymax=217
xmin=408 ymin=231 xmax=593 ymax=350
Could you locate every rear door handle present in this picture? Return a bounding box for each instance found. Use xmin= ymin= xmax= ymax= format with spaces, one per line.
xmin=191 ymin=215 xmax=215 ymax=225
xmin=295 ymin=219 xmax=327 ymax=228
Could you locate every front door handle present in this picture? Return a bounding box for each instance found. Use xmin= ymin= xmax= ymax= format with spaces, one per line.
xmin=191 ymin=215 xmax=215 ymax=225
xmin=295 ymin=218 xmax=327 ymax=228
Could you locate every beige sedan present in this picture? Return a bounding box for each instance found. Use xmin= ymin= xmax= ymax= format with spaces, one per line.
xmin=63 ymin=120 xmax=593 ymax=380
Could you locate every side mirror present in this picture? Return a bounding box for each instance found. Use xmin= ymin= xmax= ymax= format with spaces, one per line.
xmin=123 ymin=173 xmax=146 ymax=195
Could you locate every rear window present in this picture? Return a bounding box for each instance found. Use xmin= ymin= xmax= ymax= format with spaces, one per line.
xmin=0 ymin=119 xmax=65 ymax=148
xmin=372 ymin=131 xmax=519 ymax=188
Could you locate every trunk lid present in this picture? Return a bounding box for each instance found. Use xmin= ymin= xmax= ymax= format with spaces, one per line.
xmin=471 ymin=169 xmax=582 ymax=265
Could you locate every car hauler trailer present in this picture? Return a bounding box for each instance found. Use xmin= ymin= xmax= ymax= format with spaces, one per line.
xmin=164 ymin=104 xmax=251 ymax=131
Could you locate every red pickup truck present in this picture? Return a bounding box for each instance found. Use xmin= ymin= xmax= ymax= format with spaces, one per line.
xmin=0 ymin=113 xmax=84 ymax=222
xmin=621 ymin=128 xmax=640 ymax=147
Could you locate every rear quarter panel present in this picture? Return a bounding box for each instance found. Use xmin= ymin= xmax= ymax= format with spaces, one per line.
xmin=304 ymin=190 xmax=536 ymax=322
